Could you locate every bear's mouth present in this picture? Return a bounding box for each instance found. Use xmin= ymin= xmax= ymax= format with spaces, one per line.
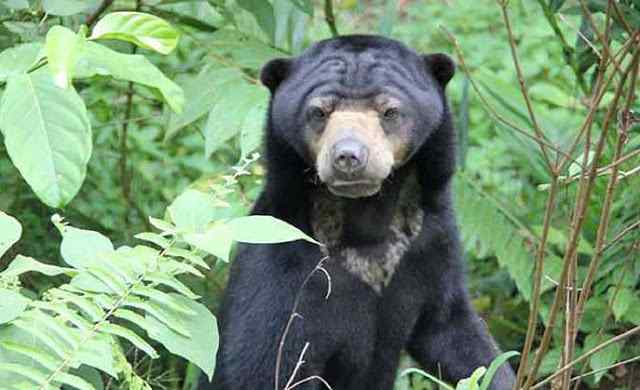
xmin=327 ymin=180 xmax=382 ymax=198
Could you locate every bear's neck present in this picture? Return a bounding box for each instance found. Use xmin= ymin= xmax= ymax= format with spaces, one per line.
xmin=308 ymin=165 xmax=421 ymax=247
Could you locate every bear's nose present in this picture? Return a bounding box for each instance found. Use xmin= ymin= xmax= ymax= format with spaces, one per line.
xmin=331 ymin=137 xmax=368 ymax=175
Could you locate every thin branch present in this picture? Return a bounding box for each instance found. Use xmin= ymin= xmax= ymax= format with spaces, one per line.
xmin=514 ymin=178 xmax=559 ymax=390
xmin=531 ymin=326 xmax=640 ymax=389
xmin=602 ymin=220 xmax=640 ymax=252
xmin=523 ymin=47 xmax=640 ymax=390
xmin=86 ymin=0 xmax=114 ymax=27
xmin=275 ymin=257 xmax=331 ymax=390
xmin=324 ymin=0 xmax=339 ymax=37
xmin=498 ymin=0 xmax=554 ymax=172
xmin=441 ymin=28 xmax=574 ymax=163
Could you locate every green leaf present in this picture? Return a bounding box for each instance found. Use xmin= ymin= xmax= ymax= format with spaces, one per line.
xmin=287 ymin=0 xmax=313 ymax=15
xmin=479 ymin=351 xmax=519 ymax=390
xmin=0 ymin=363 xmax=48 ymax=386
xmin=0 ymin=72 xmax=92 ymax=208
xmin=90 ymin=12 xmax=180 ymax=55
xmin=43 ymin=0 xmax=93 ymax=16
xmin=0 ymin=289 xmax=29 ymax=324
xmin=548 ymin=0 xmax=567 ymax=12
xmin=0 ymin=43 xmax=43 ymax=82
xmin=204 ymin=82 xmax=261 ymax=158
xmin=73 ymin=333 xmax=117 ymax=378
xmin=144 ymin=272 xmax=199 ymax=299
xmin=584 ymin=333 xmax=622 ymax=383
xmin=611 ymin=288 xmax=634 ymax=321
xmin=45 ymin=26 xmax=81 ymax=89
xmin=145 ymin=294 xmax=218 ymax=381
xmin=456 ymin=367 xmax=486 ymax=390
xmin=60 ymin=227 xmax=114 ymax=269
xmin=2 ymin=255 xmax=77 ymax=277
xmin=3 ymin=0 xmax=29 ymax=10
xmin=52 ymin=370 xmax=96 ymax=390
xmin=165 ymin=66 xmax=244 ymax=141
xmin=0 ymin=210 xmax=21 ymax=259
xmin=98 ymin=323 xmax=159 ymax=359
xmin=168 ymin=189 xmax=217 ymax=232
xmin=239 ymin=89 xmax=268 ymax=158
xmin=0 ymin=341 xmax=60 ymax=371
xmin=74 ymin=40 xmax=184 ymax=113
xmin=227 ymin=215 xmax=321 ymax=245
xmin=401 ymin=368 xmax=454 ymax=390
xmin=184 ymin=223 xmax=234 ymax=262
xmin=237 ymin=0 xmax=276 ymax=42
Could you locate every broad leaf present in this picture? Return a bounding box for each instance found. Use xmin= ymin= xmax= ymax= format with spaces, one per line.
xmin=0 ymin=71 xmax=92 ymax=208
xmin=237 ymin=0 xmax=276 ymax=42
xmin=184 ymin=223 xmax=234 ymax=262
xmin=227 ymin=215 xmax=320 ymax=245
xmin=239 ymin=88 xmax=268 ymax=158
xmin=0 ymin=289 xmax=29 ymax=324
xmin=60 ymin=227 xmax=114 ymax=269
xmin=165 ymin=66 xmax=244 ymax=141
xmin=168 ymin=189 xmax=217 ymax=232
xmin=584 ymin=333 xmax=622 ymax=383
xmin=0 ymin=43 xmax=43 ymax=82
xmin=45 ymin=26 xmax=80 ymax=88
xmin=2 ymin=255 xmax=76 ymax=277
xmin=75 ymin=40 xmax=184 ymax=113
xmin=90 ymin=12 xmax=180 ymax=55
xmin=0 ymin=211 xmax=21 ymax=258
xmin=145 ymin=294 xmax=218 ymax=381
xmin=204 ymin=82 xmax=262 ymax=158
xmin=43 ymin=0 xmax=94 ymax=16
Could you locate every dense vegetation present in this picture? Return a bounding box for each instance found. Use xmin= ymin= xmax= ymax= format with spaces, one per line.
xmin=0 ymin=0 xmax=638 ymax=389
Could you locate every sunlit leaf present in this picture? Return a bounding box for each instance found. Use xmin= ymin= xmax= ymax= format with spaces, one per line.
xmin=0 ymin=71 xmax=92 ymax=208
xmin=91 ymin=12 xmax=180 ymax=55
xmin=45 ymin=26 xmax=81 ymax=88
xmin=145 ymin=294 xmax=218 ymax=381
xmin=0 ymin=289 xmax=29 ymax=324
xmin=0 ymin=211 xmax=21 ymax=259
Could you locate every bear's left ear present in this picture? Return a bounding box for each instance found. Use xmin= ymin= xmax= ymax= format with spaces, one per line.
xmin=260 ymin=58 xmax=292 ymax=93
xmin=422 ymin=53 xmax=456 ymax=87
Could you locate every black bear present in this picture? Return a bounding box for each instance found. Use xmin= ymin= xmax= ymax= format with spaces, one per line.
xmin=204 ymin=35 xmax=515 ymax=390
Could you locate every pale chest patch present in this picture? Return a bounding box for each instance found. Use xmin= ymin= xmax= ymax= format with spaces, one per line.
xmin=310 ymin=176 xmax=423 ymax=294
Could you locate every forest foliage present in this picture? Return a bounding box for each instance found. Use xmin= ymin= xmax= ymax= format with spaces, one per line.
xmin=0 ymin=0 xmax=639 ymax=389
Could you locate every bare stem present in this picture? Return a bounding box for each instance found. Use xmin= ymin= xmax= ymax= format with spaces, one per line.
xmin=86 ymin=0 xmax=114 ymax=27
xmin=324 ymin=0 xmax=339 ymax=37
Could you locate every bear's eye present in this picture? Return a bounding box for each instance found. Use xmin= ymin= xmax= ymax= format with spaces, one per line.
xmin=383 ymin=108 xmax=399 ymax=121
xmin=309 ymin=107 xmax=327 ymax=121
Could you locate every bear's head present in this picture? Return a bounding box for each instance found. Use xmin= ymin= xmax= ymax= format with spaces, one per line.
xmin=261 ymin=35 xmax=455 ymax=198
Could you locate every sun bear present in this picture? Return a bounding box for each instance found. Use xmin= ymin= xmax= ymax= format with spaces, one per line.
xmin=202 ymin=35 xmax=516 ymax=390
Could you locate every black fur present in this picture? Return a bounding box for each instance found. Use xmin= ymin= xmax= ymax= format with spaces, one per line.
xmin=201 ymin=35 xmax=515 ymax=390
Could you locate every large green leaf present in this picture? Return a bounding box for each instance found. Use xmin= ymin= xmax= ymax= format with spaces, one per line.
xmin=584 ymin=333 xmax=622 ymax=383
xmin=0 ymin=71 xmax=92 ymax=208
xmin=204 ymin=82 xmax=262 ymax=158
xmin=45 ymin=26 xmax=80 ymax=89
xmin=60 ymin=227 xmax=114 ymax=269
xmin=90 ymin=12 xmax=180 ymax=55
xmin=227 ymin=215 xmax=320 ymax=245
xmin=43 ymin=0 xmax=95 ymax=16
xmin=145 ymin=295 xmax=218 ymax=380
xmin=0 ymin=211 xmax=21 ymax=259
xmin=237 ymin=0 xmax=276 ymax=42
xmin=0 ymin=289 xmax=29 ymax=324
xmin=74 ymin=40 xmax=184 ymax=113
xmin=0 ymin=43 xmax=43 ymax=82
xmin=2 ymin=255 xmax=76 ymax=277
xmin=165 ymin=66 xmax=245 ymax=141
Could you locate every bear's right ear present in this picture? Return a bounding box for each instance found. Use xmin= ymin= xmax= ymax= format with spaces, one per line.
xmin=422 ymin=53 xmax=456 ymax=87
xmin=260 ymin=58 xmax=292 ymax=93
